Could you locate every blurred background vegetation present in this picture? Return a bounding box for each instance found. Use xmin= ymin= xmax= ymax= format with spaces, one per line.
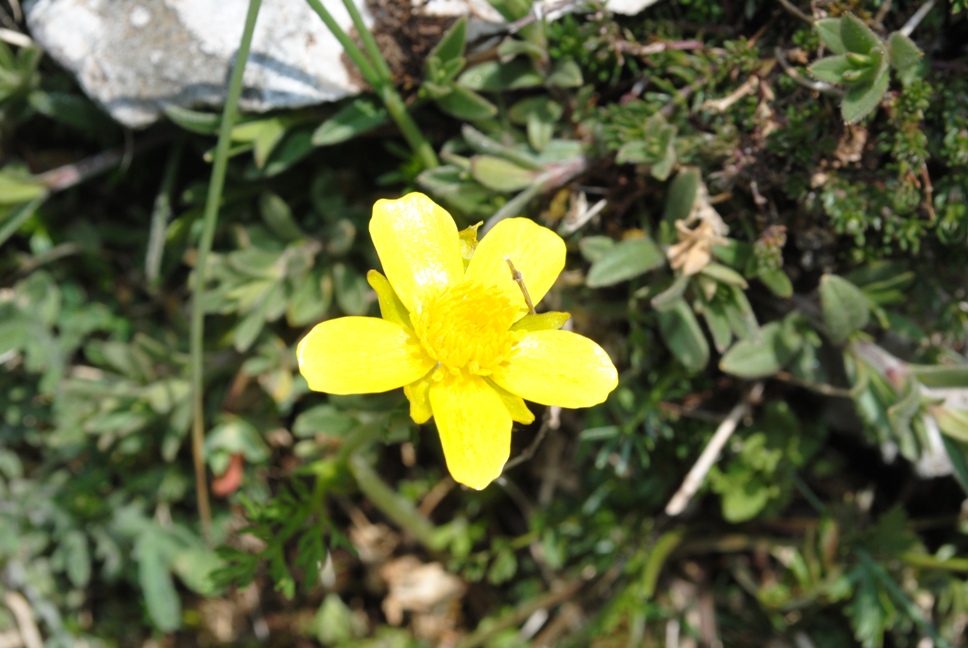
xmin=2 ymin=0 xmax=968 ymax=645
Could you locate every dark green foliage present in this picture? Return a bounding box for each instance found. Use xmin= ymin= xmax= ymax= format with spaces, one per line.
xmin=3 ymin=0 xmax=968 ymax=645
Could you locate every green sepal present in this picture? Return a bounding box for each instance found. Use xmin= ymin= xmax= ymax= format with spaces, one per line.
xmin=486 ymin=379 xmax=535 ymax=424
xmin=511 ymin=312 xmax=571 ymax=332
xmin=366 ymin=270 xmax=413 ymax=330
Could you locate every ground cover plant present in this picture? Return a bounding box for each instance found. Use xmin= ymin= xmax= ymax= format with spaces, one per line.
xmin=2 ymin=0 xmax=968 ymax=645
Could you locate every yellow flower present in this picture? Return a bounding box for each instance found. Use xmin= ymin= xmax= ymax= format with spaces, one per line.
xmin=297 ymin=193 xmax=618 ymax=490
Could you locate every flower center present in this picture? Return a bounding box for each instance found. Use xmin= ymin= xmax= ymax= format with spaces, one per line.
xmin=413 ymin=280 xmax=517 ymax=374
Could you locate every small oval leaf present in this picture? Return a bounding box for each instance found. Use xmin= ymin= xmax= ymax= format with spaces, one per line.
xmin=820 ymin=274 xmax=870 ymax=344
xmin=586 ymin=237 xmax=665 ymax=287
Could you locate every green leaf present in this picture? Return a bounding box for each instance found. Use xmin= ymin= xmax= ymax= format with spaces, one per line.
xmin=586 ymin=237 xmax=665 ymax=287
xmin=163 ymin=104 xmax=220 ymax=134
xmin=809 ymin=55 xmax=854 ymax=84
xmin=841 ymin=59 xmax=889 ymax=123
xmin=651 ymin=275 xmax=690 ymax=312
xmin=287 ymin=271 xmax=332 ymax=327
xmin=546 ymin=59 xmax=583 ymax=88
xmin=233 ymin=290 xmax=272 ymax=351
xmin=470 ymin=155 xmax=538 ymax=192
xmin=526 ymin=111 xmax=554 ymax=151
xmin=251 ymin=117 xmax=290 ymax=169
xmin=458 ymin=59 xmax=544 ymax=92
xmin=719 ymin=320 xmax=802 ymax=378
xmin=333 ymin=263 xmax=370 ymax=316
xmin=259 ymin=192 xmax=305 ymax=242
xmin=664 ymin=168 xmax=701 ymax=224
xmin=722 ymin=284 xmax=759 ymax=340
xmin=941 ymin=435 xmax=968 ymax=496
xmin=649 ymin=125 xmax=678 ymax=181
xmin=315 ymin=594 xmax=363 ymax=644
xmin=257 ymin=128 xmax=315 ymax=177
xmin=293 ymin=404 xmax=357 ymax=437
xmin=434 ymin=85 xmax=497 ymax=121
xmin=701 ymin=296 xmax=734 ymax=352
xmin=509 ymin=97 xmax=563 ymax=151
xmin=27 ymin=91 xmax=115 ymax=135
xmin=205 ymin=415 xmax=270 ymax=463
xmin=170 ymin=544 xmax=224 ymax=597
xmin=498 ymin=38 xmax=546 ymax=62
xmin=700 ymin=262 xmax=748 ymax=288
xmin=840 ymin=13 xmax=882 ymax=54
xmin=816 ymin=18 xmax=846 ymax=54
xmin=427 ymin=17 xmax=467 ymax=70
xmin=311 ymin=96 xmax=389 ymax=146
xmin=508 ymin=96 xmax=563 ymax=124
xmin=63 ymin=530 xmax=92 ymax=588
xmin=657 ymin=299 xmax=709 ymax=372
xmin=489 ymin=0 xmax=532 ymax=20
xmin=844 ymin=260 xmax=912 ymax=288
xmin=754 ymin=268 xmax=790 ymax=300
xmin=578 ymin=236 xmax=614 ymax=263
xmin=887 ymin=378 xmax=922 ymax=439
xmin=0 ymin=170 xmax=46 ymax=205
xmin=934 ymin=407 xmax=968 ymax=442
xmin=887 ymin=32 xmax=922 ymax=73
xmin=136 ymin=533 xmax=181 ymax=632
xmin=416 ymin=165 xmax=494 ymax=215
xmin=908 ymin=364 xmax=968 ymax=388
xmin=616 ymin=114 xmax=678 ymax=180
xmin=487 ymin=547 xmax=518 ymax=584
xmin=820 ymin=274 xmax=870 ymax=344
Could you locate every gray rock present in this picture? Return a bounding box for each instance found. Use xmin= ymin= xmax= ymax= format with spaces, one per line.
xmin=25 ymin=0 xmax=369 ymax=128
xmin=25 ymin=0 xmax=662 ymax=129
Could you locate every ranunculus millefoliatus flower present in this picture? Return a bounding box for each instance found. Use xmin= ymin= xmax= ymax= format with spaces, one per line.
xmin=297 ymin=193 xmax=618 ymax=490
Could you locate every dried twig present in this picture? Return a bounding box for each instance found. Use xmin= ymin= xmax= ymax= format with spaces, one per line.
xmin=504 ymin=405 xmax=561 ymax=471
xmin=900 ymin=0 xmax=936 ymax=38
xmin=774 ymin=47 xmax=842 ymax=95
xmin=2 ymin=592 xmax=42 ymax=648
xmin=775 ymin=0 xmax=813 ymax=24
xmin=665 ymin=383 xmax=764 ymax=516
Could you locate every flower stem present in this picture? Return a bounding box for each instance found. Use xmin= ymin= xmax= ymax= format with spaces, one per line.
xmin=379 ymin=85 xmax=440 ymax=170
xmin=303 ymin=0 xmax=379 ymax=83
xmin=303 ymin=0 xmax=438 ymax=169
xmin=349 ymin=453 xmax=438 ymax=549
xmin=336 ymin=420 xmax=385 ymax=463
xmin=190 ymin=0 xmax=263 ymax=544
xmin=340 ymin=0 xmax=393 ymax=84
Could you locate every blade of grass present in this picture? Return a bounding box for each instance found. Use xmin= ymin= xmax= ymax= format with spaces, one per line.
xmin=0 ymin=194 xmax=48 ymax=248
xmin=855 ymin=549 xmax=950 ymax=648
xmin=190 ymin=0 xmax=263 ymax=544
xmin=340 ymin=0 xmax=393 ymax=83
xmin=379 ymin=84 xmax=440 ymax=170
xmin=304 ymin=0 xmax=379 ymax=83
xmin=145 ymin=137 xmax=185 ymax=288
xmin=304 ymin=0 xmax=438 ymax=169
xmin=349 ymin=454 xmax=438 ymax=550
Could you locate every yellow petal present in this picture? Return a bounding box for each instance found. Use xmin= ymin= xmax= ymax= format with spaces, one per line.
xmin=429 ymin=373 xmax=511 ymax=490
xmin=297 ymin=317 xmax=435 ymax=395
xmin=466 ymin=218 xmax=566 ymax=316
xmin=369 ymin=193 xmax=464 ymax=313
xmin=486 ymin=379 xmax=535 ymax=424
xmin=403 ymin=370 xmax=435 ymax=424
xmin=492 ymin=330 xmax=618 ymax=408
xmin=366 ymin=269 xmax=412 ymax=329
